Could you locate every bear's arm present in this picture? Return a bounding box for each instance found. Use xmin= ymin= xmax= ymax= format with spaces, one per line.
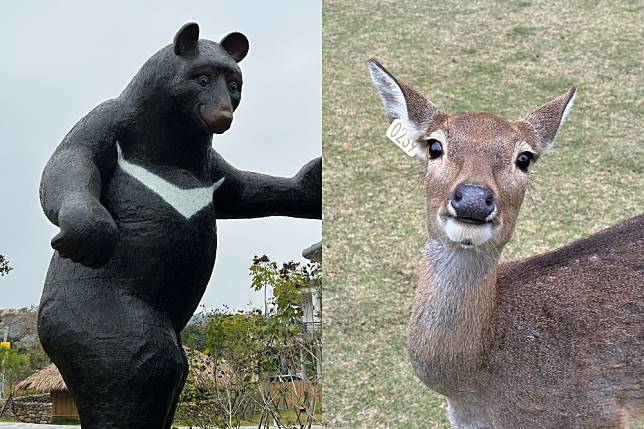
xmin=209 ymin=149 xmax=321 ymax=220
xmin=40 ymin=100 xmax=119 ymax=226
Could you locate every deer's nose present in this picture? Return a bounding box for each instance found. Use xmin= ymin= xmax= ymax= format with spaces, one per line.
xmin=450 ymin=184 xmax=496 ymax=223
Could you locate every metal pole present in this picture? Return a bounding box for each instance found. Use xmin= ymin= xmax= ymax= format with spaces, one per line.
xmin=1 ymin=325 xmax=7 ymax=400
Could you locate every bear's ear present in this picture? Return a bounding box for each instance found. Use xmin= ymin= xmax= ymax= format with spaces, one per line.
xmin=174 ymin=22 xmax=200 ymax=56
xmin=220 ymin=32 xmax=249 ymax=63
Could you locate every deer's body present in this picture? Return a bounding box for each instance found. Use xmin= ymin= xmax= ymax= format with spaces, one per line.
xmin=410 ymin=214 xmax=643 ymax=428
xmin=369 ymin=59 xmax=643 ymax=428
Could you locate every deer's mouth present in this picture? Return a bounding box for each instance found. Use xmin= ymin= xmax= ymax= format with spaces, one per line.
xmin=451 ymin=216 xmax=489 ymax=225
xmin=446 ymin=201 xmax=498 ymax=226
xmin=437 ymin=210 xmax=501 ymax=247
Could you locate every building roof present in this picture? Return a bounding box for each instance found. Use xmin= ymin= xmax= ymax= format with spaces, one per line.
xmin=15 ymin=363 xmax=66 ymax=393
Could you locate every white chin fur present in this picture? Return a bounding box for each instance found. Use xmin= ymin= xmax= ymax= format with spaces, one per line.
xmin=440 ymin=217 xmax=495 ymax=247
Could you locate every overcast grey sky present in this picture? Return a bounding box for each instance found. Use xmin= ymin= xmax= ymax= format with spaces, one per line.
xmin=0 ymin=2 xmax=321 ymax=312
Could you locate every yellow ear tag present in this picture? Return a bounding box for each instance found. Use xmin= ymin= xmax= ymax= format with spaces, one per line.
xmin=386 ymin=119 xmax=418 ymax=157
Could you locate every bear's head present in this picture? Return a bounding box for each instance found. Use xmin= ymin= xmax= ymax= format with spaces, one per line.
xmin=121 ymin=22 xmax=249 ymax=136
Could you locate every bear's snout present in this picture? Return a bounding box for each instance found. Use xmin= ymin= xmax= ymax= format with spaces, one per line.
xmin=198 ymin=104 xmax=233 ymax=134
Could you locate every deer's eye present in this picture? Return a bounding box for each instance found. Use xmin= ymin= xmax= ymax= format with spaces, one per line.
xmin=427 ymin=139 xmax=443 ymax=159
xmin=516 ymin=151 xmax=534 ymax=172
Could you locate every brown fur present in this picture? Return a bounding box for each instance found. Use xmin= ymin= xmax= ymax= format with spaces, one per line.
xmin=368 ymin=59 xmax=643 ymax=428
xmin=409 ymin=216 xmax=643 ymax=428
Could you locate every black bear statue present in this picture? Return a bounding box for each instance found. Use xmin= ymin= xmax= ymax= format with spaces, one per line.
xmin=38 ymin=23 xmax=321 ymax=429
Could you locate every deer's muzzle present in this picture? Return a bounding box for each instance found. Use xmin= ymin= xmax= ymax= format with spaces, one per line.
xmin=450 ymin=184 xmax=496 ymax=224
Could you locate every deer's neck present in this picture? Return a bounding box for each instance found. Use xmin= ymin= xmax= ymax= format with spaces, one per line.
xmin=408 ymin=239 xmax=499 ymax=392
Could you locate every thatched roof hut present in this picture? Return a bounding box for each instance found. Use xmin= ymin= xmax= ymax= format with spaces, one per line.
xmin=15 ymin=363 xmax=66 ymax=393
xmin=15 ymin=363 xmax=76 ymax=419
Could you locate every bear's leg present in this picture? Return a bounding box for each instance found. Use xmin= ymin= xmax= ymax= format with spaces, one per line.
xmin=164 ymin=334 xmax=189 ymax=429
xmin=74 ymin=338 xmax=186 ymax=429
xmin=39 ymin=293 xmax=186 ymax=429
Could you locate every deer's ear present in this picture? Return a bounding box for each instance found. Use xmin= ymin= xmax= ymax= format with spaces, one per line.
xmin=368 ymin=58 xmax=442 ymax=142
xmin=519 ymin=86 xmax=576 ymax=152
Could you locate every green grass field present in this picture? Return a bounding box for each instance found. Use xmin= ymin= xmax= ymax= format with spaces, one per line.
xmin=323 ymin=0 xmax=643 ymax=427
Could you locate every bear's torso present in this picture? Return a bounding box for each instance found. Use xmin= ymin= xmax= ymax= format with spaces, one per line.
xmin=41 ymin=143 xmax=221 ymax=330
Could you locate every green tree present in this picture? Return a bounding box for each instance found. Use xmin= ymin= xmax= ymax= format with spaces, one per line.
xmin=0 ymin=346 xmax=30 ymax=394
xmin=178 ymin=310 xmax=263 ymax=428
xmin=248 ymin=256 xmax=322 ymax=429
xmin=182 ymin=319 xmax=208 ymax=352
xmin=23 ymin=339 xmax=51 ymax=373
xmin=206 ymin=309 xmax=265 ymax=366
xmin=250 ymin=256 xmax=321 ymax=336
xmin=177 ymin=256 xmax=322 ymax=429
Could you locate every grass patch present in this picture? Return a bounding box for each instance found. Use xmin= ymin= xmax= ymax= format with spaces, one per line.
xmin=507 ymin=25 xmax=537 ymax=36
xmin=323 ymin=0 xmax=643 ymax=427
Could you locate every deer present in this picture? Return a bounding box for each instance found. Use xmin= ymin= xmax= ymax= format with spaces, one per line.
xmin=368 ymin=58 xmax=643 ymax=429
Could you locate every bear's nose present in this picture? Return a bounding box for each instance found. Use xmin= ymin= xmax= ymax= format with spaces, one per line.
xmin=212 ymin=110 xmax=233 ymax=129
xmin=200 ymin=105 xmax=233 ymax=132
xmin=450 ymin=183 xmax=496 ymax=223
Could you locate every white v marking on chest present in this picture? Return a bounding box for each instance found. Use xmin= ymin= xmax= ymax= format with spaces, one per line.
xmin=117 ymin=144 xmax=224 ymax=219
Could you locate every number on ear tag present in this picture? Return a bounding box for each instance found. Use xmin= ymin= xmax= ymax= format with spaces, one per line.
xmin=386 ymin=119 xmax=418 ymax=157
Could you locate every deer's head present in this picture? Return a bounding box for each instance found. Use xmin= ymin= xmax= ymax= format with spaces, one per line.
xmin=369 ymin=59 xmax=576 ymax=251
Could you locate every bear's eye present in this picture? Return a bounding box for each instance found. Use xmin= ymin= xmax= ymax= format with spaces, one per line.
xmin=197 ymin=75 xmax=210 ymax=87
xmin=516 ymin=151 xmax=534 ymax=172
xmin=228 ymin=81 xmax=239 ymax=92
